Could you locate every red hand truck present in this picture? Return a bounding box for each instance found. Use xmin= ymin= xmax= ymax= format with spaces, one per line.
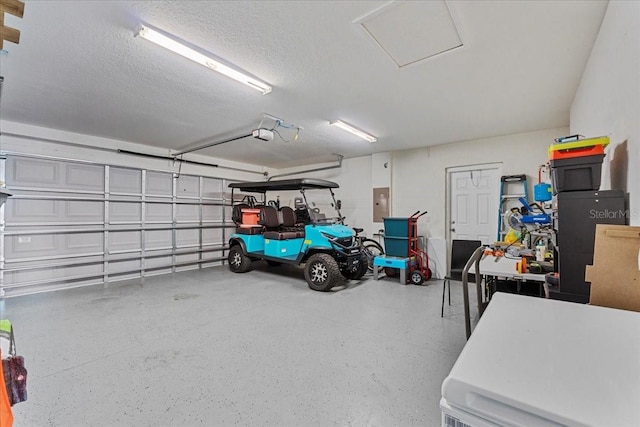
xmin=407 ymin=210 xmax=432 ymax=285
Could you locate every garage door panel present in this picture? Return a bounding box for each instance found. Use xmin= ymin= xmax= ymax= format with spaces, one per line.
xmin=7 ymin=200 xmax=103 ymax=224
xmin=146 ymin=171 xmax=173 ymax=196
xmin=176 ymin=175 xmax=199 ymax=198
xmin=145 ymin=230 xmax=172 ymax=249
xmin=146 ymin=204 xmax=172 ymax=222
xmin=4 ymin=264 xmax=104 ymax=285
xmin=202 ymin=250 xmax=223 ymax=261
xmin=110 ymin=168 xmax=141 ymax=194
xmin=5 ymin=234 xmax=58 ymax=259
xmin=65 ymin=233 xmax=104 ymax=252
xmin=8 ymin=199 xmax=58 ymax=221
xmin=202 ymin=228 xmax=223 ymax=245
xmin=109 ymin=202 xmax=141 ymax=223
xmin=176 ymin=253 xmax=199 ymax=272
xmin=7 ymin=158 xmax=59 ymax=187
xmin=110 ymin=231 xmax=141 ymax=252
xmin=5 ymin=232 xmax=103 ymax=260
xmin=109 ymin=259 xmax=141 ymax=274
xmin=146 ymin=256 xmax=172 ymax=270
xmin=65 ymin=164 xmax=104 ymax=191
xmin=176 ymin=229 xmax=199 ymax=247
xmin=65 ymin=201 xmax=104 ymax=222
xmin=7 ymin=158 xmax=104 ymax=192
xmin=176 ymin=204 xmax=199 ymax=222
xmin=203 ymin=205 xmax=223 ymax=222
xmin=202 ymin=178 xmax=223 ymax=199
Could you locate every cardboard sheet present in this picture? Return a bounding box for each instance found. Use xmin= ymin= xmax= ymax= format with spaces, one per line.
xmin=585 ymin=224 xmax=640 ymax=312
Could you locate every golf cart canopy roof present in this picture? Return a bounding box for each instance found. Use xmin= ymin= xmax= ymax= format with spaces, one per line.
xmin=228 ymin=178 xmax=339 ymax=193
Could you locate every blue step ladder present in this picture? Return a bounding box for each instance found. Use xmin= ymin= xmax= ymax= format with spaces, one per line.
xmin=497 ymin=174 xmax=529 ymax=241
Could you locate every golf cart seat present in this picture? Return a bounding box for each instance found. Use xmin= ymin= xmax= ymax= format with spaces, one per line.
xmin=232 ymin=203 xmax=263 ymax=234
xmin=261 ymin=206 xmax=301 ymax=240
xmin=232 ymin=203 xmax=250 ymax=225
xmin=236 ymin=226 xmax=263 ymax=235
xmin=280 ymin=206 xmax=305 ymax=238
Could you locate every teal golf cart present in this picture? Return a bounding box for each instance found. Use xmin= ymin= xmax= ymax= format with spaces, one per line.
xmin=227 ymin=179 xmax=367 ymax=291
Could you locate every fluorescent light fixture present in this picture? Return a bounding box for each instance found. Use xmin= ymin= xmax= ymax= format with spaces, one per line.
xmin=136 ymin=25 xmax=272 ymax=95
xmin=330 ymin=120 xmax=377 ymax=142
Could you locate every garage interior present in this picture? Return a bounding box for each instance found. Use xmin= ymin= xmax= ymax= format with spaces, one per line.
xmin=0 ymin=1 xmax=638 ymax=426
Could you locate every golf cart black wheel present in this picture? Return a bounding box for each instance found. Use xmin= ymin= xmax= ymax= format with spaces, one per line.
xmin=266 ymin=260 xmax=282 ymax=267
xmin=228 ymin=246 xmax=252 ymax=273
xmin=304 ymin=253 xmax=342 ymax=292
xmin=384 ymin=267 xmax=399 ymax=278
xmin=362 ymin=239 xmax=384 ymax=272
xmin=341 ymin=254 xmax=368 ymax=280
xmin=409 ymin=270 xmax=424 ymax=285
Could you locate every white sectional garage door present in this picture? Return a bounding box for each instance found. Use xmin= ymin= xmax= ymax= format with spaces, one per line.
xmin=0 ymin=155 xmax=235 ymax=297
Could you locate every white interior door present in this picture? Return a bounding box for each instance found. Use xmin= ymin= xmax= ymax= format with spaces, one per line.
xmin=450 ymin=167 xmax=500 ymax=244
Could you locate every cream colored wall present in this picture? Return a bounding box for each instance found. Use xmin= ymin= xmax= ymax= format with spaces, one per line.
xmin=392 ymin=127 xmax=568 ymax=240
xmin=277 ymin=128 xmax=567 ymax=278
xmin=570 ymin=0 xmax=640 ymax=225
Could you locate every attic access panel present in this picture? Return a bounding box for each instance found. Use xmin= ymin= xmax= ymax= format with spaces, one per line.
xmin=354 ymin=0 xmax=463 ymax=68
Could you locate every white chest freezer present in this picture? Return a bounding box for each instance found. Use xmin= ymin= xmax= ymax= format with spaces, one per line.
xmin=441 ymin=293 xmax=640 ymax=427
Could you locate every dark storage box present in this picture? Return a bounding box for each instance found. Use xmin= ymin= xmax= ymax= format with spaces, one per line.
xmin=550 ymin=154 xmax=604 ymax=194
xmin=383 ymin=236 xmax=409 ymax=257
xmin=382 ymin=217 xmax=409 ymax=238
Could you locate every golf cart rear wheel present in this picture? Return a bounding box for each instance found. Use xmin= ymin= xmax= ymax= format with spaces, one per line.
xmin=304 ymin=253 xmax=342 ymax=292
xmin=341 ymin=254 xmax=368 ymax=280
xmin=409 ymin=270 xmax=424 ymax=285
xmin=228 ymin=246 xmax=251 ymax=273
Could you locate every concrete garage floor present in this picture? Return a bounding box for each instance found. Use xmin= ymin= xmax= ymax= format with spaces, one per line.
xmin=3 ymin=263 xmax=479 ymax=426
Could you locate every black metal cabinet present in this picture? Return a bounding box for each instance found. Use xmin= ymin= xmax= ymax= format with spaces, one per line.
xmin=552 ymin=190 xmax=625 ymax=302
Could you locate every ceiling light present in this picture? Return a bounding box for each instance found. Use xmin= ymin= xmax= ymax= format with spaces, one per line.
xmin=330 ymin=120 xmax=377 ymax=142
xmin=136 ymin=25 xmax=272 ymax=95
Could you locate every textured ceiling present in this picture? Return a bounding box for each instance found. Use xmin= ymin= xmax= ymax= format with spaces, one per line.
xmin=0 ymin=1 xmax=608 ymax=169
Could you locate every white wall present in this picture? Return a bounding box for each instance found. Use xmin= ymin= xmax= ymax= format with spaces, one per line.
xmin=570 ymin=0 xmax=640 ymax=225
xmin=274 ymin=128 xmax=567 ymax=278
xmin=392 ymin=127 xmax=568 ymax=240
xmin=371 ymin=152 xmax=392 ymax=232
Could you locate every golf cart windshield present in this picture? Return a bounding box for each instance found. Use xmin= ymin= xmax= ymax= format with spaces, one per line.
xmin=300 ymin=188 xmax=342 ymax=225
xmin=228 ymin=179 xmax=343 ymax=225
